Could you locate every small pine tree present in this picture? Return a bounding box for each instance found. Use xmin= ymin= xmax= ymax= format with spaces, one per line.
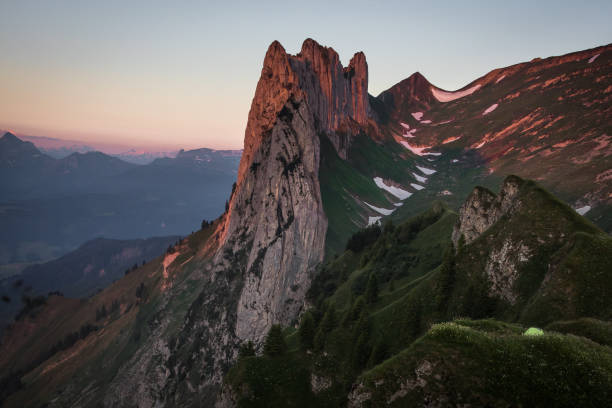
xmin=352 ymin=332 xmax=371 ymax=370
xmin=263 ymin=324 xmax=286 ymax=357
xmin=298 ymin=312 xmax=316 ymax=351
xmin=368 ymin=339 xmax=388 ymax=368
xmin=239 ymin=341 xmax=256 ymax=358
xmin=436 ymin=246 xmax=455 ymax=313
xmin=314 ymin=328 xmax=326 ymax=351
xmin=365 ymin=273 xmax=379 ymax=304
xmin=319 ymin=306 xmax=337 ymax=334
xmin=343 ymin=296 xmax=366 ymax=327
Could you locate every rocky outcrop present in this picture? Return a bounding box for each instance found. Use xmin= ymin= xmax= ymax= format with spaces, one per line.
xmin=378 ymin=72 xmax=437 ymax=119
xmin=451 ymin=175 xmax=523 ymax=247
xmin=228 ymin=38 xmax=372 ymax=344
xmin=237 ymin=39 xmax=371 ymax=183
xmin=156 ymin=39 xmax=371 ymax=404
xmin=228 ymin=98 xmax=327 ymax=343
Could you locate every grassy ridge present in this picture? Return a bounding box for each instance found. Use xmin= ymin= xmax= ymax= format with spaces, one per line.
xmin=225 ymin=178 xmax=612 ymax=407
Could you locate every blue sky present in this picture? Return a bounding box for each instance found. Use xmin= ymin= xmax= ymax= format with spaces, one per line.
xmin=1 ymin=0 xmax=610 ymax=149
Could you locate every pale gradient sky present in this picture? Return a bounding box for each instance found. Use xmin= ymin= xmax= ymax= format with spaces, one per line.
xmin=1 ymin=0 xmax=610 ymax=150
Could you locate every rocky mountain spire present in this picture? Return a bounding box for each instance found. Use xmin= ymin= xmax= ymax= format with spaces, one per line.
xmin=237 ymin=38 xmax=371 ymax=184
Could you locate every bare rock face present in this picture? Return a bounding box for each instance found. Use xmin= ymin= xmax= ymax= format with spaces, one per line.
xmin=451 ymin=175 xmax=523 ymax=247
xmin=155 ymin=39 xmax=371 ymax=405
xmin=229 ymin=98 xmax=327 ymax=344
xmin=228 ymin=38 xmax=372 ymax=343
xmin=237 ymin=39 xmax=371 ymax=183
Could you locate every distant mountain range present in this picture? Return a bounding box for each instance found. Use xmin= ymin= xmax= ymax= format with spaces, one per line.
xmin=11 ymin=133 xmax=180 ymax=164
xmin=0 ymin=132 xmax=240 ymax=265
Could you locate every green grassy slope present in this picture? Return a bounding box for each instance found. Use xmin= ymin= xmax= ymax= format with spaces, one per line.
xmin=224 ymin=178 xmax=612 ymax=407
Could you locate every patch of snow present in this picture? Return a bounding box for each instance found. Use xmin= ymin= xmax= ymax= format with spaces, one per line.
xmin=368 ymin=216 xmax=382 ymax=226
xmin=402 ymin=128 xmax=418 ymax=138
xmin=400 ymin=141 xmax=441 ymax=156
xmin=431 ymin=84 xmax=482 ymax=103
xmin=416 ymin=165 xmax=436 ymax=175
xmin=495 ymin=75 xmax=506 ymax=84
xmin=373 ymin=177 xmax=412 ymax=200
xmin=394 ymin=202 xmax=403 ymax=207
xmin=411 ymin=183 xmax=425 ymax=191
xmin=412 ymin=172 xmax=427 ymax=183
xmin=575 ymin=205 xmax=591 ymax=215
xmin=421 ymin=120 xmax=432 ymax=124
xmin=588 ymin=54 xmax=600 ymax=64
xmin=365 ymin=201 xmax=395 ymax=215
xmin=452 ymin=159 xmax=459 ymax=163
xmin=411 ymin=112 xmax=424 ymax=121
xmin=400 ymin=122 xmax=411 ymax=130
xmin=443 ymin=136 xmax=461 ymax=144
xmin=474 ymin=140 xmax=486 ymax=149
xmin=482 ymin=103 xmax=499 ymax=115
xmin=434 ymin=120 xmax=453 ymax=126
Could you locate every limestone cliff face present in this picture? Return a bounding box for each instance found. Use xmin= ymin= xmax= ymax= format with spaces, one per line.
xmin=226 ymin=38 xmax=371 ymax=344
xmin=226 ymin=98 xmax=327 ymax=344
xmin=156 ymin=39 xmax=370 ymax=405
xmin=237 ymin=39 xmax=370 ymax=185
xmin=451 ymin=176 xmax=523 ymax=247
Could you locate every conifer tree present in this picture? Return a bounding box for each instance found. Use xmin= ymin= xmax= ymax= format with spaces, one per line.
xmin=239 ymin=340 xmax=256 ymax=358
xmin=365 ymin=273 xmax=379 ymax=304
xmin=298 ymin=312 xmax=315 ymax=351
xmin=263 ymin=324 xmax=286 ymax=357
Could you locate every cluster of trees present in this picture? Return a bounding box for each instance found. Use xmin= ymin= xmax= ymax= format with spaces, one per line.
xmin=15 ymin=295 xmax=47 ymax=320
xmin=345 ymin=224 xmax=381 ymax=253
xmin=135 ymin=282 xmax=148 ymax=301
xmin=295 ymin=296 xmax=388 ymax=370
xmin=95 ymin=300 xmax=120 ymax=321
xmin=124 ymin=261 xmax=146 ymax=276
xmin=166 ymin=238 xmax=184 ymax=254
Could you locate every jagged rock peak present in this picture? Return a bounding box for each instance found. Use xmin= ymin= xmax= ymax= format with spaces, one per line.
xmin=237 ymin=39 xmax=370 ymax=181
xmin=376 ymin=71 xmax=438 ymax=119
xmin=452 ymin=175 xmax=524 ymax=247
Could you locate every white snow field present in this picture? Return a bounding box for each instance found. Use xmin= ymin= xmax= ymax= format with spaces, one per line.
xmin=373 ymin=177 xmax=412 ymax=200
xmin=416 ymin=165 xmax=436 ymax=175
xmin=412 ymin=172 xmax=427 ymax=183
xmin=368 ymin=216 xmax=382 ymax=226
xmin=575 ymin=205 xmax=591 ymax=215
xmin=431 ymin=84 xmax=481 ymax=102
xmin=411 ymin=112 xmax=424 ymax=121
xmin=482 ymin=103 xmax=499 ymax=115
xmin=400 ymin=141 xmax=441 ymax=156
xmin=365 ymin=201 xmax=395 ymax=215
xmin=411 ymin=183 xmax=425 ymax=191
xmin=588 ymin=54 xmax=600 ymax=64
